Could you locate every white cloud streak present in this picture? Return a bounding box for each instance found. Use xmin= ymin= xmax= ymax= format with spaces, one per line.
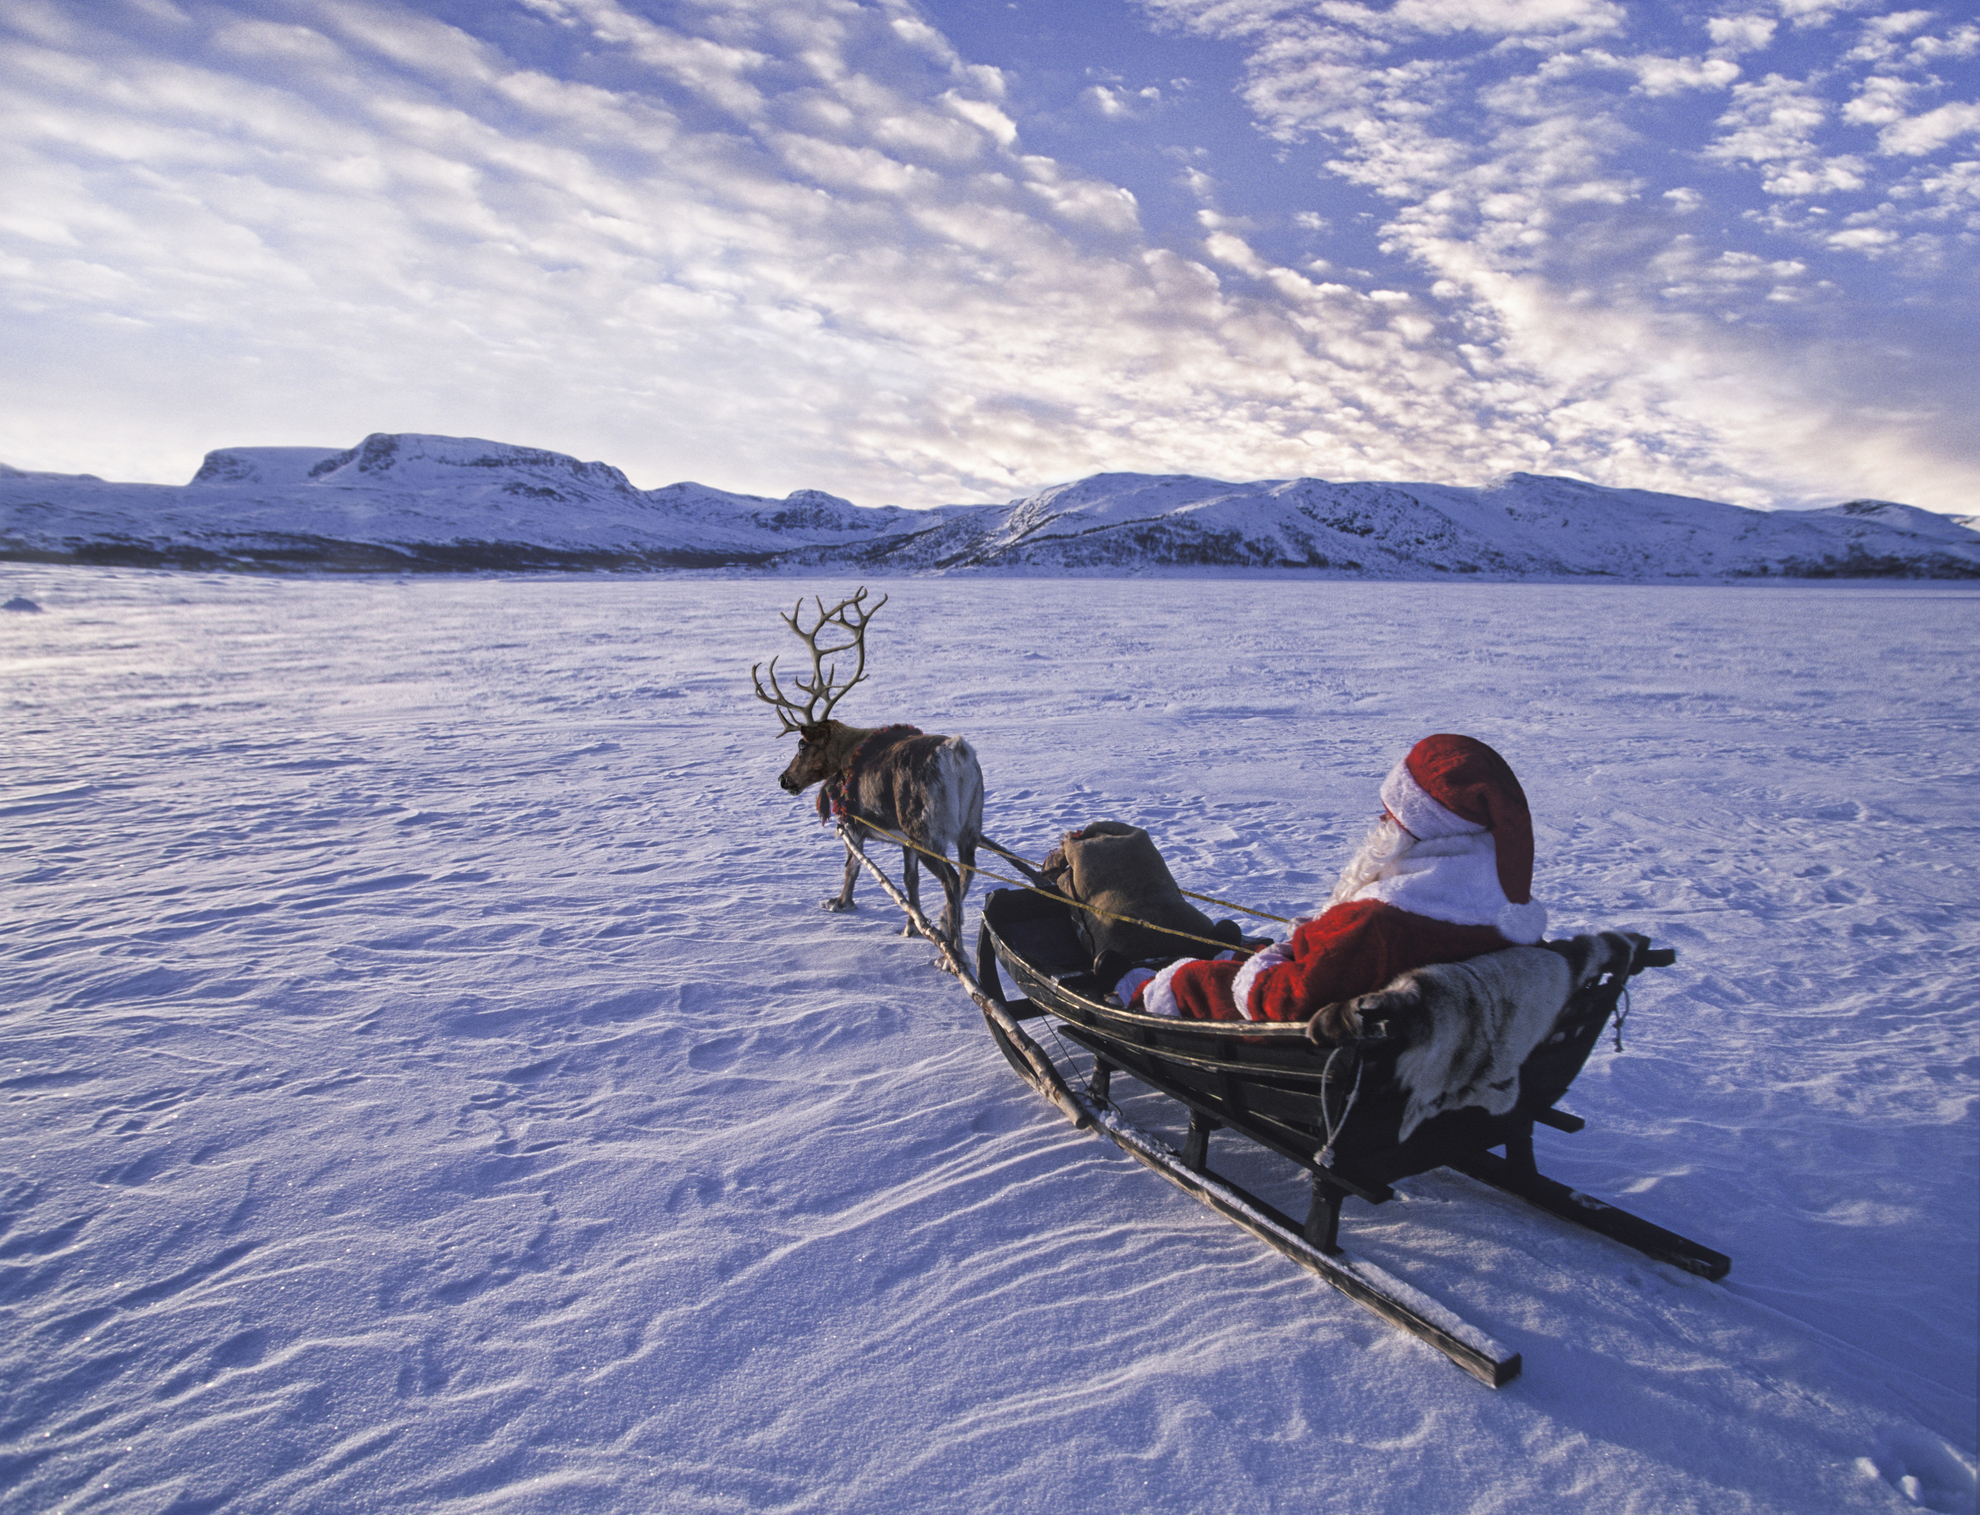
xmin=0 ymin=0 xmax=1973 ymax=513
xmin=0 ymin=0 xmax=1573 ymax=500
xmin=1136 ymin=0 xmax=1980 ymax=511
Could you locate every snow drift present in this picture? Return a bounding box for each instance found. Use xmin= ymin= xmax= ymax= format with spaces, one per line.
xmin=1 ymin=571 xmax=1973 ymax=1513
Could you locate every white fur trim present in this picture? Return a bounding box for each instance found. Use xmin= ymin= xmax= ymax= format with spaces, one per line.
xmin=1379 ymin=757 xmax=1483 ymax=841
xmin=1496 ymin=900 xmax=1548 ymax=945
xmin=1113 ymin=966 xmax=1157 ymax=1005
xmin=1141 ymin=959 xmax=1190 ymax=1017
xmin=1230 ymin=941 xmax=1290 ymax=1022
xmin=1343 ymin=830 xmax=1512 ymax=929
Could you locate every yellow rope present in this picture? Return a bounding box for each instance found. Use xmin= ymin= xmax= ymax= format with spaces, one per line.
xmin=979 ymin=835 xmax=1295 ymax=926
xmin=840 ymin=819 xmax=1277 ymax=959
xmin=1175 ymin=886 xmax=1294 ymax=926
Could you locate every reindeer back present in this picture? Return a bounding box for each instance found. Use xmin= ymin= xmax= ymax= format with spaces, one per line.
xmin=831 ymin=731 xmax=977 ymax=847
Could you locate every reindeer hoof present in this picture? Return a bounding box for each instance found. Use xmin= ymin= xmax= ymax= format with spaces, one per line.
xmin=822 ymin=898 xmax=856 ymax=913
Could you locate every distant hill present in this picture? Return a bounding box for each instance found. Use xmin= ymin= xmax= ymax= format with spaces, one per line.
xmin=4 ymin=432 xmax=1976 ymax=578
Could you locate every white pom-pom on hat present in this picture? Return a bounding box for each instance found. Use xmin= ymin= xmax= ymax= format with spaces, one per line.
xmin=1497 ymin=899 xmax=1549 ymax=945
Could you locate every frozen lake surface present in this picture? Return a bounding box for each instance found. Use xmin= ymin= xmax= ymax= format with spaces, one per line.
xmin=2 ymin=569 xmax=1975 ymax=1513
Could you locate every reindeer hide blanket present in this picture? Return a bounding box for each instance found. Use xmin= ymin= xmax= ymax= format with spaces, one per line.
xmin=1354 ymin=934 xmax=1633 ymax=1142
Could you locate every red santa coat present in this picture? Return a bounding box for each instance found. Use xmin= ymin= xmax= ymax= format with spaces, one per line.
xmin=1144 ymin=898 xmax=1510 ymax=1023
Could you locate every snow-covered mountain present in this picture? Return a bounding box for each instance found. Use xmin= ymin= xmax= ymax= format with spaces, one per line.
xmin=0 ymin=434 xmax=958 ymax=572
xmin=4 ymin=433 xmax=1976 ymax=578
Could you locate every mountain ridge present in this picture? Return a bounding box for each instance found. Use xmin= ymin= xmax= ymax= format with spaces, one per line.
xmin=4 ymin=432 xmax=1975 ymax=579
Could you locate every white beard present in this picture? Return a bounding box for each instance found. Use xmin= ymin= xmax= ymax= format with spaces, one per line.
xmin=1316 ymin=812 xmax=1541 ymax=939
xmin=1322 ymin=815 xmax=1417 ymax=914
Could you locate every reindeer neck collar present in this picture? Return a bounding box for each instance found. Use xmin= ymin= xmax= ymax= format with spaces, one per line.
xmin=817 ymin=723 xmax=923 ymax=823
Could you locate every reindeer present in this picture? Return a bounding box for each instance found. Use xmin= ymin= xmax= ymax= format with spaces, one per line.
xmin=752 ymin=588 xmax=984 ymax=954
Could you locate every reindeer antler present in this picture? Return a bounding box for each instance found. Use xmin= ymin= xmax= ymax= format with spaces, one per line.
xmin=751 ymin=587 xmax=889 ymax=734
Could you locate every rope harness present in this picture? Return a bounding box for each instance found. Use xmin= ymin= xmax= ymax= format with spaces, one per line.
xmin=816 ymin=724 xmax=922 ymax=824
xmin=817 ymin=734 xmax=1292 ymax=934
xmin=841 ymin=811 xmax=1281 ymax=958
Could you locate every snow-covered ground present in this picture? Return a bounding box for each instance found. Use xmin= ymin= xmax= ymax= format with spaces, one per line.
xmin=2 ymin=568 xmax=1975 ymax=1515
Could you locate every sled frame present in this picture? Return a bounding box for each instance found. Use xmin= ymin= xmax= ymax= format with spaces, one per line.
xmin=968 ymin=884 xmax=1729 ymax=1386
xmin=835 ymin=830 xmax=1725 ymax=1386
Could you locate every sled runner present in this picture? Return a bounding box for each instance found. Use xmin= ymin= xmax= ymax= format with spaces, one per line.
xmin=971 ymin=883 xmax=1730 ymax=1386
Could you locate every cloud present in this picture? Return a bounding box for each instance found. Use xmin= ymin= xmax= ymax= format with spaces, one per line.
xmin=1133 ymin=0 xmax=1978 ymax=510
xmin=1323 ymin=0 xmax=1627 ymax=43
xmin=1132 ymin=0 xmax=1980 ymax=506
xmin=1877 ymin=99 xmax=1980 ymax=155
xmin=1708 ymin=15 xmax=1778 ymax=55
xmin=0 ymin=0 xmax=1221 ymax=497
xmin=1622 ymin=54 xmax=1743 ymax=96
xmin=0 ymin=0 xmax=1699 ymax=503
xmin=0 ymin=0 xmax=1973 ymax=514
xmin=942 ymin=90 xmax=1017 ymax=146
xmin=1707 ymin=74 xmax=1864 ymax=194
xmin=1842 ymin=71 xmax=1912 ymax=125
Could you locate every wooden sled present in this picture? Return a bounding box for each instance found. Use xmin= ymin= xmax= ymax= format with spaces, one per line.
xmin=970 ymin=883 xmax=1731 ymax=1387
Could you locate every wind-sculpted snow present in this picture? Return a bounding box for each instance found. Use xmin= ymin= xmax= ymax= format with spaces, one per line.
xmin=1 ymin=570 xmax=1974 ymax=1514
xmin=4 ymin=434 xmax=1976 ymax=578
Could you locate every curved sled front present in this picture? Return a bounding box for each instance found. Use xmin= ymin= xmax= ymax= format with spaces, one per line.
xmin=972 ymin=884 xmax=1729 ymax=1385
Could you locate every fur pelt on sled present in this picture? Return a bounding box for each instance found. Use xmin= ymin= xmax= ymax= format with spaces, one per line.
xmin=1344 ymin=932 xmax=1636 ymax=1141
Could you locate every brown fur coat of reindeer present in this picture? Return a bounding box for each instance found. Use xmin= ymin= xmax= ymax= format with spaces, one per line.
xmin=753 ymin=589 xmax=984 ymax=954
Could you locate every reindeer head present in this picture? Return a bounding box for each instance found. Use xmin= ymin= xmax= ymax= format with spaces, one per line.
xmin=774 ymin=720 xmax=839 ymax=794
xmin=752 ymin=588 xmax=887 ymax=793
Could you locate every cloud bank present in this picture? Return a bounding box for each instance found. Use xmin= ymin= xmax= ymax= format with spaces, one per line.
xmin=1137 ymin=0 xmax=1979 ymax=511
xmin=1 ymin=0 xmax=1974 ymax=509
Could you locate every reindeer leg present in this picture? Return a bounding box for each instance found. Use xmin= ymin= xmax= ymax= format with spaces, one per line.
xmin=899 ymin=845 xmax=922 ymax=937
xmin=825 ymin=827 xmax=860 ymax=913
xmin=927 ymin=855 xmax=963 ymax=955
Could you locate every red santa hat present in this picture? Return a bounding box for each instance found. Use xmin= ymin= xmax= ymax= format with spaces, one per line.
xmin=1378 ymin=733 xmax=1548 ymax=944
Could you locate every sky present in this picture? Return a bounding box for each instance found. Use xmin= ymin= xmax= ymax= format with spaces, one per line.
xmin=2 ymin=0 xmax=1976 ymax=511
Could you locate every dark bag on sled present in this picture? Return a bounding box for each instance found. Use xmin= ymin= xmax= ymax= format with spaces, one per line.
xmin=1041 ymin=821 xmax=1241 ymax=968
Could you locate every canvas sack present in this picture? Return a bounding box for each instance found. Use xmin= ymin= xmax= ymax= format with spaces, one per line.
xmin=1042 ymin=821 xmax=1233 ymax=965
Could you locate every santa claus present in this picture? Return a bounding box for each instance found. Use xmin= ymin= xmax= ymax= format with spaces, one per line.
xmin=1117 ymin=734 xmax=1548 ymax=1040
